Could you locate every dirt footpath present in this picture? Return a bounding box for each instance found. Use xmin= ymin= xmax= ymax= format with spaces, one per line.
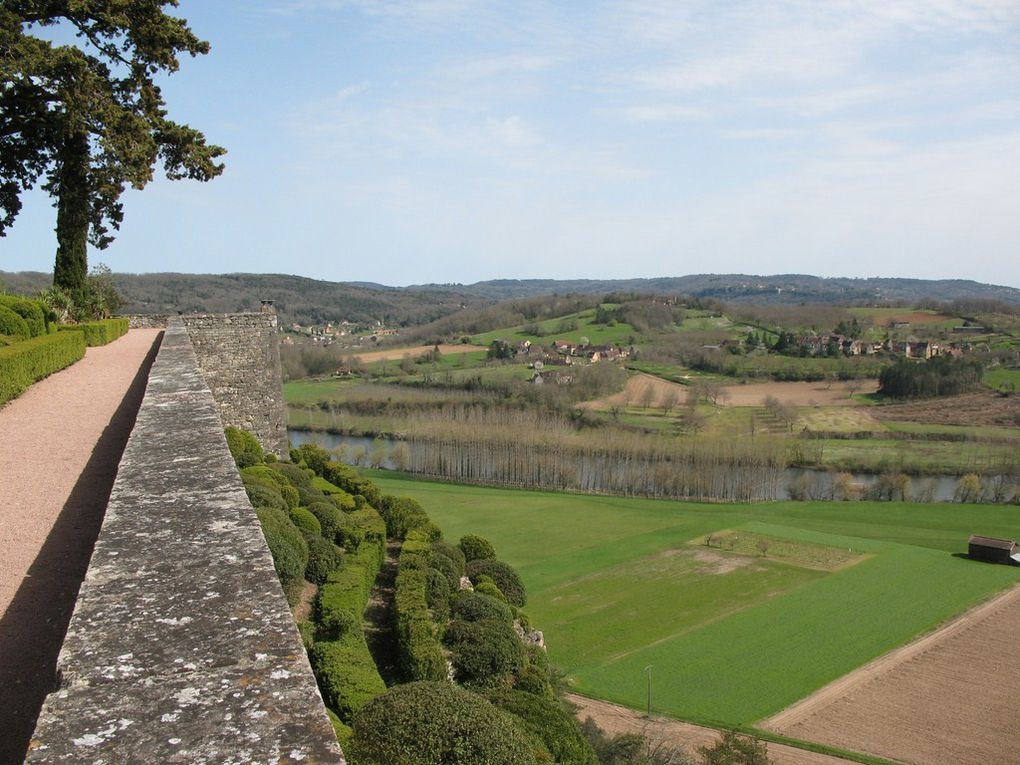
xmin=568 ymin=694 xmax=857 ymax=765
xmin=0 ymin=329 xmax=161 ymax=765
xmin=764 ymin=583 xmax=1020 ymax=765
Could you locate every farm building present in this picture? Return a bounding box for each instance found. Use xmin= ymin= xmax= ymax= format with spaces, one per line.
xmin=967 ymin=535 xmax=1019 ymax=564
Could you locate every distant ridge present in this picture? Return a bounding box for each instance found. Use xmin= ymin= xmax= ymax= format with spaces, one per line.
xmin=3 ymin=271 xmax=1018 ymax=325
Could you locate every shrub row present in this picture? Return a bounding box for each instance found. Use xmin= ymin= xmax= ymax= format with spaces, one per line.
xmin=311 ymin=630 xmax=387 ymax=723
xmin=394 ymin=529 xmax=448 ymax=681
xmin=56 ymin=317 xmax=129 ymax=346
xmin=0 ymin=331 xmax=86 ymax=405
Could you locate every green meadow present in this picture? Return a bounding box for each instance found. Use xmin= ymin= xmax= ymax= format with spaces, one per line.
xmin=366 ymin=471 xmax=1020 ymax=726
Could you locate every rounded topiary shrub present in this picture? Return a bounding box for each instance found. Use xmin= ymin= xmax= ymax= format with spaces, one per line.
xmin=451 ymin=591 xmax=513 ymax=624
xmin=242 ymin=465 xmax=299 ymax=509
xmin=350 ymin=681 xmax=537 ymax=765
xmin=225 ymin=426 xmax=264 ymax=469
xmin=246 ymin=485 xmax=291 ymax=516
xmin=485 ymin=689 xmax=598 ymax=765
xmin=308 ymin=500 xmax=344 ymax=541
xmin=269 ymin=461 xmax=314 ymax=490
xmin=0 ymin=305 xmax=30 ymax=339
xmin=467 ymin=559 xmax=527 ymax=607
xmin=304 ymin=533 xmax=342 ymax=585
xmin=289 ymin=506 xmax=322 ymax=536
xmin=445 ymin=617 xmax=526 ymax=686
xmin=459 ymin=534 xmax=496 ymax=563
xmin=475 ymin=580 xmax=508 ymax=603
xmin=430 ymin=551 xmax=461 ymax=591
xmin=432 ymin=540 xmax=466 ymax=575
xmin=255 ymin=507 xmax=309 ymax=584
xmin=0 ymin=295 xmax=46 ymax=337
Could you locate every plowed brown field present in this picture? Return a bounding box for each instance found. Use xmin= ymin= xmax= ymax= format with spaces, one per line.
xmin=344 ymin=343 xmax=488 ymax=363
xmin=583 ymin=373 xmax=690 ymax=410
xmin=764 ymin=583 xmax=1020 ymax=765
xmin=719 ymin=380 xmax=878 ymax=407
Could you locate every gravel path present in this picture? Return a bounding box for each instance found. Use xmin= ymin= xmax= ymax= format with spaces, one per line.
xmin=0 ymin=329 xmax=161 ymax=765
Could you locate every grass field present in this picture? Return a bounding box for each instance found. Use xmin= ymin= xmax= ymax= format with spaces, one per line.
xmin=365 ymin=471 xmax=1020 ymax=726
xmin=984 ymin=367 xmax=1020 ymax=392
xmin=471 ymin=308 xmax=640 ymax=347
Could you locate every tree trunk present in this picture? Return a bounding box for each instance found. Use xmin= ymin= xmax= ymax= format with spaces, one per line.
xmin=53 ymin=129 xmax=89 ymax=296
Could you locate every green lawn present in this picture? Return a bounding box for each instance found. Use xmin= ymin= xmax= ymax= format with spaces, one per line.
xmin=471 ymin=309 xmax=640 ymax=347
xmin=984 ymin=367 xmax=1020 ymax=392
xmin=365 ymin=472 xmax=1020 ymax=726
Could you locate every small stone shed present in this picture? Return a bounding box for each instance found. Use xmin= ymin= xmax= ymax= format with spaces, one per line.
xmin=967 ymin=535 xmax=1018 ymax=564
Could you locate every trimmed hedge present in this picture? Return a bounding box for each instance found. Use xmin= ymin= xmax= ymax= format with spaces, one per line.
xmin=255 ymin=507 xmax=309 ymax=585
xmin=0 ymin=331 xmax=86 ymax=405
xmin=311 ymin=631 xmax=387 ymax=722
xmin=459 ymin=534 xmax=496 ymax=563
xmin=241 ymin=465 xmax=299 ymax=508
xmin=394 ymin=530 xmax=447 ymax=681
xmin=445 ymin=616 xmax=526 ymax=687
xmin=56 ymin=317 xmax=129 ymax=346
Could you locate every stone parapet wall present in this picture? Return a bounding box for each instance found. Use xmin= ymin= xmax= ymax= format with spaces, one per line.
xmin=182 ymin=312 xmax=288 ymax=457
xmin=26 ymin=320 xmax=343 ymax=764
xmin=124 ymin=314 xmax=170 ymax=329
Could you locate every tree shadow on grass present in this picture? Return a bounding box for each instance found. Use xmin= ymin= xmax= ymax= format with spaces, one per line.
xmin=0 ymin=332 xmax=162 ymax=765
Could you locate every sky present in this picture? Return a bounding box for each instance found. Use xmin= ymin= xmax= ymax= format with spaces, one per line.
xmin=2 ymin=0 xmax=1020 ymax=287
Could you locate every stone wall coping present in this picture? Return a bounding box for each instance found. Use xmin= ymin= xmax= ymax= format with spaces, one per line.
xmin=26 ymin=319 xmax=343 ymax=764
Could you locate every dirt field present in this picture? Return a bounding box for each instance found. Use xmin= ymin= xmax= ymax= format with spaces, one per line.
xmin=344 ymin=343 xmax=488 ymax=363
xmin=583 ymin=373 xmax=690 ymax=410
xmin=719 ymin=380 xmax=878 ymax=407
xmin=764 ymin=583 xmax=1020 ymax=765
xmin=567 ymin=694 xmax=855 ymax=765
xmin=871 ymin=390 xmax=1020 ymax=428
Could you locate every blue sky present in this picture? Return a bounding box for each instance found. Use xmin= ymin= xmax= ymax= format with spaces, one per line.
xmin=3 ymin=0 xmax=1020 ymax=287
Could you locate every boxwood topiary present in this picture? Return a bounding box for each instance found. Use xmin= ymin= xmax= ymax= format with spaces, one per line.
xmin=430 ymin=552 xmax=461 ymax=591
xmin=290 ymin=506 xmax=322 ymax=536
xmin=255 ymin=507 xmax=309 ymax=584
xmin=242 ymin=465 xmax=299 ymax=509
xmin=243 ymin=478 xmax=289 ymax=513
xmin=0 ymin=295 xmax=46 ymax=337
xmin=485 ymin=689 xmax=598 ymax=765
xmin=432 ymin=539 xmax=466 ymax=575
xmin=225 ymin=426 xmax=264 ymax=469
xmin=0 ymin=305 xmax=30 ymax=339
xmin=350 ymin=681 xmax=537 ymax=765
xmin=269 ymin=461 xmax=315 ymax=491
xmin=475 ymin=580 xmax=508 ymax=603
xmin=459 ymin=534 xmax=496 ymax=563
xmin=451 ymin=590 xmax=514 ymax=624
xmin=304 ymin=533 xmax=342 ymax=586
xmin=467 ymin=558 xmax=527 ymax=607
xmin=444 ymin=616 xmax=526 ymax=686
xmin=307 ymin=500 xmax=344 ymax=541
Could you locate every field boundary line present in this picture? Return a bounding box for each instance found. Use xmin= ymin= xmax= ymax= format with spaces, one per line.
xmin=762 ymin=580 xmax=1020 ymax=730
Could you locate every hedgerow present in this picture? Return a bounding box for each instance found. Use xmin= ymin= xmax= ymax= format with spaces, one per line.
xmin=0 ymin=331 xmax=86 ymax=405
xmin=394 ymin=529 xmax=447 ymax=681
xmin=56 ymin=317 xmax=129 ymax=346
xmin=310 ymin=631 xmax=387 ymax=722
